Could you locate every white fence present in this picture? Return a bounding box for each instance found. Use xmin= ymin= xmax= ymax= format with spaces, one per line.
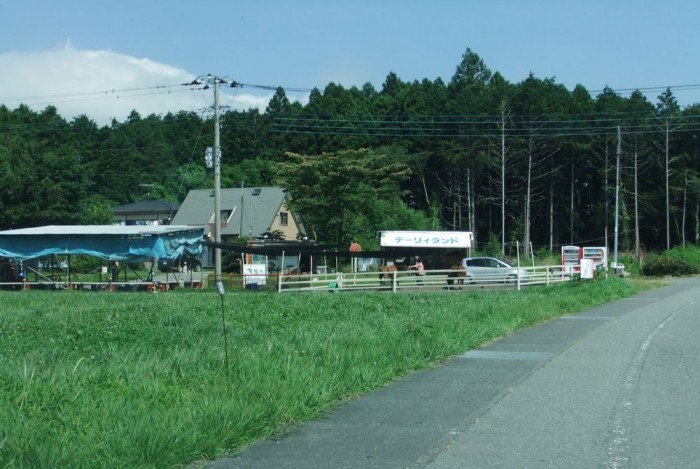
xmin=274 ymin=265 xmax=575 ymax=293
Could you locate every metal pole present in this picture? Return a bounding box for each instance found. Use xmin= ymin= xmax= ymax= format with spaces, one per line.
xmin=216 ymin=281 xmax=229 ymax=377
xmin=213 ymin=77 xmax=222 ymax=280
xmin=613 ymin=126 xmax=621 ymax=271
xmin=516 ymin=240 xmax=521 ymax=291
xmin=239 ymin=182 xmax=244 ymax=237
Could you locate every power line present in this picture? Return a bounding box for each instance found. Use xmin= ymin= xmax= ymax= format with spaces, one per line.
xmin=0 ymin=79 xmax=313 ymax=114
xmin=2 ymin=79 xmax=698 ymax=114
xmin=272 ymin=111 xmax=700 ymax=126
xmin=182 ymin=76 xmax=313 ymax=93
xmin=588 ymin=83 xmax=700 ymax=95
xmin=271 ymin=115 xmax=700 ymax=140
xmin=229 ymin=81 xmax=313 ymax=93
xmin=0 ymin=84 xmax=184 ymax=105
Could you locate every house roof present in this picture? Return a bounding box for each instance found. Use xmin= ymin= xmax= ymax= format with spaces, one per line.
xmin=172 ymin=187 xmax=289 ymax=237
xmin=112 ymin=199 xmax=180 ymax=216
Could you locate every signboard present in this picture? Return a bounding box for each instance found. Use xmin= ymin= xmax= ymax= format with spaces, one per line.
xmin=379 ymin=231 xmax=473 ymax=248
xmin=580 ymin=258 xmax=595 ymax=279
xmin=243 ymin=263 xmax=267 ymax=286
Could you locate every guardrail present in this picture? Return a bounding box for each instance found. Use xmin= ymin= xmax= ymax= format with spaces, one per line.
xmin=211 ymin=265 xmax=576 ymax=293
xmin=1 ymin=266 xmax=576 ymax=293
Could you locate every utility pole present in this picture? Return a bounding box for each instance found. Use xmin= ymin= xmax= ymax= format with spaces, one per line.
xmin=213 ymin=76 xmax=222 ymax=278
xmin=239 ymin=181 xmax=244 ymax=238
xmin=613 ymin=126 xmax=621 ymax=272
xmin=184 ymin=74 xmax=239 ymax=281
xmin=183 ymin=76 xmax=311 ymax=279
xmin=665 ymin=117 xmax=671 ymax=251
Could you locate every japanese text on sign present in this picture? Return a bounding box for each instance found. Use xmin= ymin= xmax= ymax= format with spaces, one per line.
xmin=391 ymin=236 xmax=460 ymax=246
xmin=380 ymin=231 xmax=473 ymax=248
xmin=243 ymin=264 xmax=267 ymax=286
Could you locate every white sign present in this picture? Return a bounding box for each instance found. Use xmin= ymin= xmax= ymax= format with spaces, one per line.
xmin=380 ymin=231 xmax=473 ymax=248
xmin=243 ymin=264 xmax=267 ymax=286
xmin=580 ymin=258 xmax=595 ymax=279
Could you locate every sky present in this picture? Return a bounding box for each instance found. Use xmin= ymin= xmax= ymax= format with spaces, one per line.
xmin=2 ymin=0 xmax=699 ymax=125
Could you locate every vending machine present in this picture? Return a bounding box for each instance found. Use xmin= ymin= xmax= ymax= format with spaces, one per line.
xmin=561 ymin=245 xmax=582 ymax=274
xmin=581 ymin=247 xmax=607 ymax=271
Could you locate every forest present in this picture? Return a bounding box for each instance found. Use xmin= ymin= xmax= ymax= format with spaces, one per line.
xmin=1 ymin=48 xmax=699 ymax=256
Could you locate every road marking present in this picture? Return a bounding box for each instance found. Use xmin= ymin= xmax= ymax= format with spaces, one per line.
xmin=604 ymin=310 xmax=679 ymax=468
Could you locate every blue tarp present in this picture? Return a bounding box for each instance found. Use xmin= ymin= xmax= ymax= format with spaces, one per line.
xmin=0 ymin=225 xmax=205 ymax=262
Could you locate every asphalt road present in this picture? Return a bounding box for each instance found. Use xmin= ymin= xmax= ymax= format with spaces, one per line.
xmin=205 ymin=277 xmax=700 ymax=468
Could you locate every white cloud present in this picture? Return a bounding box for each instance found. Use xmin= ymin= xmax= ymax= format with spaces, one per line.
xmin=0 ymin=45 xmax=277 ymax=125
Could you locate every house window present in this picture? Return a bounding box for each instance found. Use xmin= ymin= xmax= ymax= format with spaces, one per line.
xmin=279 ymin=212 xmax=288 ymax=226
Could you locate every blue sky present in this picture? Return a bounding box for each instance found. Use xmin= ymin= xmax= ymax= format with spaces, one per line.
xmin=1 ymin=0 xmax=699 ymax=124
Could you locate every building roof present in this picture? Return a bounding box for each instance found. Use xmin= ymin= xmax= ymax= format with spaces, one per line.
xmin=172 ymin=187 xmax=289 ymax=237
xmin=0 ymin=225 xmax=198 ymax=236
xmin=112 ymin=199 xmax=180 ymax=216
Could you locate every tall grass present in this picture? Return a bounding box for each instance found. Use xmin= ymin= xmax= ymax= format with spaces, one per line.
xmin=0 ymin=278 xmax=645 ymax=468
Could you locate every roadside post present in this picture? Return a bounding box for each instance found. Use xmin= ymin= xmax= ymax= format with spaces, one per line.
xmin=216 ymin=281 xmax=229 ymax=377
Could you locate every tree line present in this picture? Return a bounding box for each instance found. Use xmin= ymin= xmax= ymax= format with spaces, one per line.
xmin=1 ymin=48 xmax=699 ymax=255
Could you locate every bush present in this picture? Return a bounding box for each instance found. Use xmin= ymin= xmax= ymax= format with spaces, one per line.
xmin=70 ymin=255 xmax=106 ymax=274
xmin=665 ymin=245 xmax=700 ymax=265
xmin=222 ymin=252 xmax=242 ymax=273
xmin=534 ymin=248 xmax=558 ymax=266
xmin=482 ymin=233 xmax=502 ymax=257
xmin=640 ymin=254 xmax=699 ymax=277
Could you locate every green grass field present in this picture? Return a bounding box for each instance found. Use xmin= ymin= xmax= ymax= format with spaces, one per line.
xmin=0 ymin=278 xmax=652 ymax=468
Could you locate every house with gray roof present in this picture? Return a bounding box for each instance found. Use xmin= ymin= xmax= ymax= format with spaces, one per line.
xmin=172 ymin=186 xmax=304 ymax=242
xmin=112 ymin=200 xmax=180 ymax=226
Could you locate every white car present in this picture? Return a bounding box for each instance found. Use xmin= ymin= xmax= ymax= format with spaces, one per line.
xmin=460 ymin=257 xmax=528 ymax=284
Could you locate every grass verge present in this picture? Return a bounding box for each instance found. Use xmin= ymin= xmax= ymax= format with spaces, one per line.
xmin=0 ymin=277 xmax=656 ymax=468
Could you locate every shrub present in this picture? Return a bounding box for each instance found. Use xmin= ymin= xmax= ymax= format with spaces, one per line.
xmin=534 ymin=248 xmax=558 ymax=266
xmin=222 ymin=252 xmax=241 ymax=273
xmin=482 ymin=233 xmax=502 ymax=257
xmin=66 ymin=255 xmax=104 ymax=273
xmin=640 ymin=254 xmax=699 ymax=277
xmin=665 ymin=245 xmax=700 ymax=265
